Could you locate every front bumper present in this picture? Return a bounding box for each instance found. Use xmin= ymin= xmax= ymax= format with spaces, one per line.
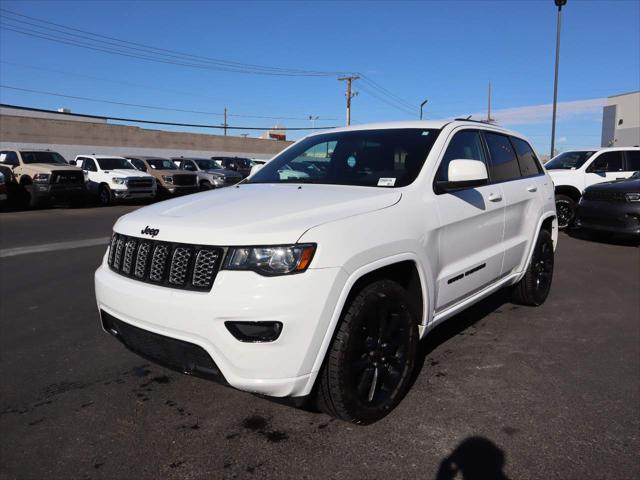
xmin=576 ymin=199 xmax=640 ymax=235
xmin=163 ymin=185 xmax=199 ymax=196
xmin=95 ymin=261 xmax=347 ymax=397
xmin=33 ymin=183 xmax=86 ymax=199
xmin=112 ymin=187 xmax=156 ymax=199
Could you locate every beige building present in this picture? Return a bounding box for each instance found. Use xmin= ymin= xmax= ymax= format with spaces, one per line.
xmin=0 ymin=106 xmax=292 ymax=161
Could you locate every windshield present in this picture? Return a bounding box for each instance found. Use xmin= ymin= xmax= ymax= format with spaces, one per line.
xmin=20 ymin=151 xmax=67 ymax=164
xmin=194 ymin=159 xmax=222 ymax=170
xmin=147 ymin=158 xmax=177 ymax=170
xmin=248 ymin=128 xmax=440 ymax=187
xmin=545 ymin=151 xmax=596 ymax=170
xmin=631 ymin=171 xmax=640 ymax=179
xmin=97 ymin=157 xmax=134 ymax=170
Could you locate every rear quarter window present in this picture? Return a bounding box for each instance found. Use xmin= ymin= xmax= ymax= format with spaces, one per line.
xmin=483 ymin=132 xmax=521 ymax=182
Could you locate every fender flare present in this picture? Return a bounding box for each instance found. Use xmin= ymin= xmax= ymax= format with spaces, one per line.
xmin=515 ymin=211 xmax=558 ymax=284
xmin=307 ymin=252 xmax=433 ymax=379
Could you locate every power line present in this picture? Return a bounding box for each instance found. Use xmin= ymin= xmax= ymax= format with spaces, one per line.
xmin=0 ymin=9 xmax=341 ymax=77
xmin=0 ymin=8 xmax=421 ymax=116
xmin=0 ymin=103 xmax=337 ymax=130
xmin=0 ymin=82 xmax=336 ymax=121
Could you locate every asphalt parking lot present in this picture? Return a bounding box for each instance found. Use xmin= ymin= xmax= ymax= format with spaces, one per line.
xmin=0 ymin=206 xmax=638 ymax=480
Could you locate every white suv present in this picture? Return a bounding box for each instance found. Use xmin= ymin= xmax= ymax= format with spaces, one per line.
xmin=95 ymin=120 xmax=557 ymax=424
xmin=545 ymin=147 xmax=640 ymax=228
xmin=73 ymin=155 xmax=157 ymax=206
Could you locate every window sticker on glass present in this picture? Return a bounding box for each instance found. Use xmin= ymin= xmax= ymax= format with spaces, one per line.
xmin=377 ymin=177 xmax=396 ymax=187
xmin=347 ymin=156 xmax=357 ymax=168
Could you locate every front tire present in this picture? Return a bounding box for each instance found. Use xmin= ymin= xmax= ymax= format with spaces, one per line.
xmin=200 ymin=180 xmax=212 ymax=191
xmin=98 ymin=184 xmax=112 ymax=206
xmin=555 ymin=194 xmax=576 ymax=229
xmin=315 ymin=279 xmax=418 ymax=424
xmin=512 ymin=229 xmax=554 ymax=306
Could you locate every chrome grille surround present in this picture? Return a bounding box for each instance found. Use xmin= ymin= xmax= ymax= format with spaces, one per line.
xmin=107 ymin=233 xmax=223 ymax=291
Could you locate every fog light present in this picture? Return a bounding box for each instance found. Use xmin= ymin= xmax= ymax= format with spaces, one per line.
xmin=225 ymin=321 xmax=283 ymax=342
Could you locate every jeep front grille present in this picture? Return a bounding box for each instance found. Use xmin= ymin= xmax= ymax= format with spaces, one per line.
xmin=108 ymin=233 xmax=223 ymax=291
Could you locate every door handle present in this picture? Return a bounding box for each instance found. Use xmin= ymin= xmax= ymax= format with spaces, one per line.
xmin=488 ymin=193 xmax=503 ymax=203
xmin=527 ymin=185 xmax=538 ymax=192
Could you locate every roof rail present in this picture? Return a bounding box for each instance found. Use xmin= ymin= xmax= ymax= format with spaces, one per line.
xmin=454 ymin=117 xmax=499 ymax=125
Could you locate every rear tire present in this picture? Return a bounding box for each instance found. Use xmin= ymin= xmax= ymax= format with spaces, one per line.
xmin=98 ymin=184 xmax=112 ymax=206
xmin=555 ymin=194 xmax=576 ymax=229
xmin=512 ymin=229 xmax=554 ymax=306
xmin=315 ymin=279 xmax=418 ymax=424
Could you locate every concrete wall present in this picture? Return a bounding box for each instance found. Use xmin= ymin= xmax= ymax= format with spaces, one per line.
xmin=0 ymin=113 xmax=293 ymax=161
xmin=601 ymin=91 xmax=640 ymax=147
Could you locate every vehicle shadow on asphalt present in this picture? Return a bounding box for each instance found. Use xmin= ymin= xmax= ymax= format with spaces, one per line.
xmin=412 ymin=288 xmax=511 ymax=386
xmin=434 ymin=436 xmax=510 ymax=480
xmin=567 ymin=228 xmax=640 ymax=247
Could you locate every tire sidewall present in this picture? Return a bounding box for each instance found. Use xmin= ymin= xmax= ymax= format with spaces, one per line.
xmin=335 ymin=280 xmax=418 ymax=424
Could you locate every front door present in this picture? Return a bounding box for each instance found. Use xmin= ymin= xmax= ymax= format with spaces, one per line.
xmin=433 ymin=129 xmax=506 ymax=311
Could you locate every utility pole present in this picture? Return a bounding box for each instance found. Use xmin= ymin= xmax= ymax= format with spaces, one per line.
xmin=550 ymin=0 xmax=567 ymax=157
xmin=487 ymin=81 xmax=495 ymax=124
xmin=420 ymin=99 xmax=428 ymax=120
xmin=338 ymin=75 xmax=359 ymax=126
xmin=223 ymin=107 xmax=228 ymax=136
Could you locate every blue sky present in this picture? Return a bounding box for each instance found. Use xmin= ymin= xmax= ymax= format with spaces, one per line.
xmin=0 ymin=0 xmax=638 ymax=155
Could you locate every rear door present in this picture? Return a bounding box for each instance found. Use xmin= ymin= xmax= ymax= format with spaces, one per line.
xmin=490 ymin=134 xmax=546 ymax=275
xmin=433 ymin=129 xmax=505 ymax=311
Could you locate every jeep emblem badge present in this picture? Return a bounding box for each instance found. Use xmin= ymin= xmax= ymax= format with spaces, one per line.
xmin=140 ymin=226 xmax=160 ymax=237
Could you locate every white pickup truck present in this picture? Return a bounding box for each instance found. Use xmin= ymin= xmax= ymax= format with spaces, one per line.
xmin=545 ymin=147 xmax=640 ymax=228
xmin=73 ymin=155 xmax=157 ymax=206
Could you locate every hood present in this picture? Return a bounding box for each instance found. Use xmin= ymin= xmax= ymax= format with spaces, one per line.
xmin=585 ymin=177 xmax=640 ymax=193
xmin=148 ymin=169 xmax=192 ymax=176
xmin=107 ymin=169 xmax=152 ymax=178
xmin=114 ymin=183 xmax=402 ymax=245
xmin=22 ymin=163 xmax=83 ymax=173
xmin=205 ymin=168 xmax=242 ymax=178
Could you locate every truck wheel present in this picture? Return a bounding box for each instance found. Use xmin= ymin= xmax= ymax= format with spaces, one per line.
xmin=315 ymin=279 xmax=418 ymax=424
xmin=555 ymin=194 xmax=576 ymax=229
xmin=512 ymin=229 xmax=554 ymax=306
xmin=99 ymin=185 xmax=112 ymax=206
xmin=200 ymin=180 xmax=212 ymax=191
xmin=24 ymin=184 xmax=42 ymax=209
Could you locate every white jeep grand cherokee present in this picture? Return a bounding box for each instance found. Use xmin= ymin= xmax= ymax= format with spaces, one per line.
xmin=95 ymin=120 xmax=557 ymax=424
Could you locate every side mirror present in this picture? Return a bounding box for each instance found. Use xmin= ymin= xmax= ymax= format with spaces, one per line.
xmin=69 ymin=160 xmax=77 ymax=166
xmin=436 ymin=159 xmax=488 ymax=192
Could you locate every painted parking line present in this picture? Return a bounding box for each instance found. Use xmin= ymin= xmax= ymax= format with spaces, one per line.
xmin=0 ymin=237 xmax=111 ymax=258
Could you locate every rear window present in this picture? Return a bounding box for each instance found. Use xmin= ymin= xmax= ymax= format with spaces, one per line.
xmin=484 ymin=132 xmax=521 ymax=182
xmin=511 ymin=137 xmax=543 ymax=177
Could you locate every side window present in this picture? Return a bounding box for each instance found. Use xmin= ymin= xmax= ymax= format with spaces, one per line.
xmin=484 ymin=132 xmax=521 ymax=182
xmin=436 ymin=130 xmax=487 ymax=182
xmin=86 ymin=159 xmax=97 ymax=172
xmin=1 ymin=151 xmax=20 ymax=166
xmin=183 ymin=161 xmax=196 ymax=171
xmin=624 ymin=150 xmax=640 ymax=171
xmin=587 ymin=151 xmax=623 ymax=172
xmin=511 ymin=137 xmax=543 ymax=177
xmin=132 ymin=159 xmax=145 ymax=171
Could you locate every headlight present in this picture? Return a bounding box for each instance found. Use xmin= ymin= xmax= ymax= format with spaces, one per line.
xmin=625 ymin=193 xmax=640 ymax=202
xmin=223 ymin=244 xmax=316 ymax=276
xmin=112 ymin=177 xmax=126 ymax=184
xmin=33 ymin=173 xmax=51 ymax=183
xmin=162 ymin=175 xmax=174 ymax=184
xmin=212 ymin=176 xmax=224 ymax=184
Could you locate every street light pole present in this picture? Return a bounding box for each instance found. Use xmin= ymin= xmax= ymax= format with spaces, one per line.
xmin=550 ymin=0 xmax=567 ymax=158
xmin=420 ymin=99 xmax=428 ymax=120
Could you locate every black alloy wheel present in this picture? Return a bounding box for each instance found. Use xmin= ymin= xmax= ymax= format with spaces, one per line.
xmin=315 ymin=279 xmax=418 ymax=424
xmin=555 ymin=194 xmax=576 ymax=229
